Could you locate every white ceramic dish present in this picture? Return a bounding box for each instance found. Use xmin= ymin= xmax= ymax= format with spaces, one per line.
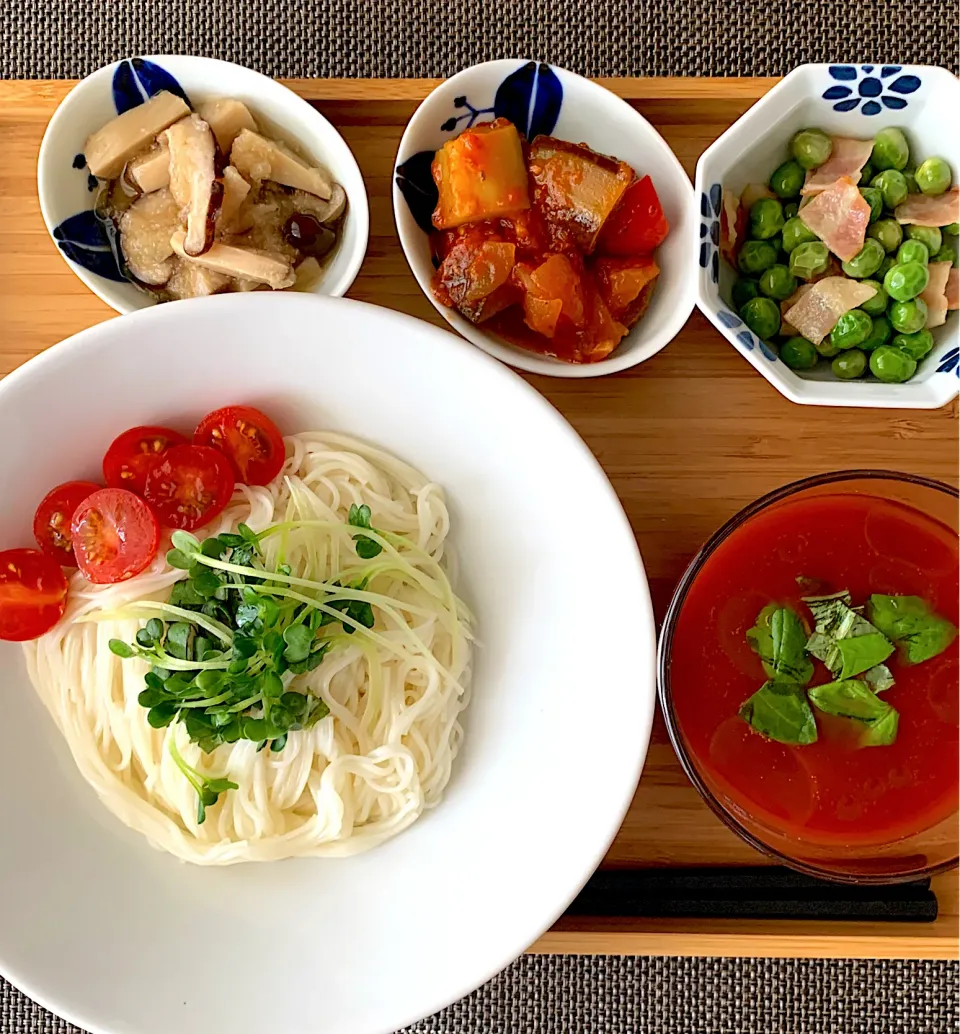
xmin=695 ymin=63 xmax=959 ymax=409
xmin=0 ymin=294 xmax=655 ymax=1034
xmin=37 ymin=55 xmax=369 ymax=313
xmin=393 ymin=59 xmax=696 ymax=378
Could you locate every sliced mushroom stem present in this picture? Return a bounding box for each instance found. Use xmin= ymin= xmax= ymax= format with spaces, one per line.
xmin=170 ymin=230 xmax=295 ymax=289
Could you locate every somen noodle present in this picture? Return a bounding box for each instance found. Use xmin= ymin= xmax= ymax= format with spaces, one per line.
xmin=23 ymin=432 xmax=473 ymax=864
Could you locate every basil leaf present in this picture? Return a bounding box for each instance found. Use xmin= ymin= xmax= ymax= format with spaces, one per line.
xmin=739 ymin=680 xmax=818 ymax=745
xmin=861 ymin=707 xmax=899 ymax=747
xmin=808 ymin=679 xmax=891 ymax=721
xmin=746 ymin=605 xmax=813 ymax=684
xmin=867 ymin=595 xmax=958 ymax=665
xmin=835 ymin=632 xmax=894 ymax=680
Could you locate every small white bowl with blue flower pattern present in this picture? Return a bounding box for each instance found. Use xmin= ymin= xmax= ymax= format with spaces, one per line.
xmin=695 ymin=63 xmax=959 ymax=409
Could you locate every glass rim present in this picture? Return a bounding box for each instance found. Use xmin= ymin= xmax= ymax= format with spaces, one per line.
xmin=657 ymin=468 xmax=960 ymax=886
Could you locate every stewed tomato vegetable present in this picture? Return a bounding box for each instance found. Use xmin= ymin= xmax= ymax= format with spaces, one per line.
xmin=596 ymin=175 xmax=669 ymax=257
xmin=0 ymin=548 xmax=69 ymax=641
xmin=194 ymin=406 xmax=286 ymax=486
xmin=33 ymin=480 xmax=101 ymax=565
xmin=71 ymin=489 xmax=160 ymax=584
xmin=102 ymin=425 xmax=187 ymax=495
xmin=143 ymin=444 xmax=235 ymax=530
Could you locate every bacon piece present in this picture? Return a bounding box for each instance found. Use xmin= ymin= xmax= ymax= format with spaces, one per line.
xmin=783 ymin=276 xmax=877 ymax=345
xmin=780 ymin=284 xmax=815 ymax=336
xmin=947 ymin=267 xmax=959 ymax=311
xmin=798 ymin=176 xmax=871 ymax=262
xmin=720 ymin=189 xmax=745 ymax=266
xmin=894 ymin=187 xmax=960 ymax=227
xmin=740 ymin=183 xmax=775 ymax=210
xmin=921 ymin=261 xmax=952 ymax=329
xmin=801 ymin=137 xmax=874 ymax=195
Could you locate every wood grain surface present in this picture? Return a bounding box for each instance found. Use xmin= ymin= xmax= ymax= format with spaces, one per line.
xmin=0 ymin=78 xmax=956 ymax=960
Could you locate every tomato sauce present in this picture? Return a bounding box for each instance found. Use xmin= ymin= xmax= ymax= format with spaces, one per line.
xmin=669 ymin=492 xmax=959 ymax=848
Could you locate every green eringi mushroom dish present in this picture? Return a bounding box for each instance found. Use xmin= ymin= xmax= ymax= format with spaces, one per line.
xmin=721 ymin=127 xmax=959 ymax=384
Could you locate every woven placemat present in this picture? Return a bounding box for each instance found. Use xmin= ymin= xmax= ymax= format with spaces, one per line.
xmin=1 ymin=0 xmax=958 ymax=78
xmin=3 ymin=957 xmax=958 ymax=1034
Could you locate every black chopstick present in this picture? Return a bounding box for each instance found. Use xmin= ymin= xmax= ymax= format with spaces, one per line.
xmin=564 ymin=867 xmax=938 ymax=922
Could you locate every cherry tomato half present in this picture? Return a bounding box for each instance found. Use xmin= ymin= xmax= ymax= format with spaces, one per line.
xmin=143 ymin=444 xmax=235 ymax=530
xmin=597 ymin=175 xmax=669 ymax=257
xmin=102 ymin=425 xmax=188 ymax=496
xmin=71 ymin=488 xmax=160 ymax=584
xmin=0 ymin=548 xmax=69 ymax=641
xmin=194 ymin=406 xmax=286 ymax=486
xmin=33 ymin=480 xmax=102 ymax=565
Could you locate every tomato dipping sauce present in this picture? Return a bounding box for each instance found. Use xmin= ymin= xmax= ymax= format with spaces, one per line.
xmin=668 ymin=490 xmax=959 ymax=852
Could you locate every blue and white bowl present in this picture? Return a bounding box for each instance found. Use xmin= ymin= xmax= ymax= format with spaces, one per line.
xmin=695 ymin=63 xmax=959 ymax=409
xmin=38 ymin=56 xmax=369 ymax=313
xmin=393 ymin=60 xmax=696 ymax=378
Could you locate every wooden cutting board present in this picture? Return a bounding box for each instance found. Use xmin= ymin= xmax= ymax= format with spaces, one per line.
xmin=0 ymin=77 xmax=956 ymax=960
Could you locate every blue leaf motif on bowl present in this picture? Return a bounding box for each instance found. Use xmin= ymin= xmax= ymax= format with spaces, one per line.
xmin=57 ymin=58 xmax=188 ymax=282
xmin=52 ymin=210 xmax=126 ymax=282
xmin=823 ymin=65 xmax=920 ymax=115
xmin=936 ymin=347 xmax=960 ymax=377
xmin=698 ymin=183 xmax=721 ymax=284
xmin=397 ymin=62 xmax=563 ymax=234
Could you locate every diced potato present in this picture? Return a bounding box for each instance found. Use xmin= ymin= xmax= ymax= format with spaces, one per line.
xmin=593 ymin=256 xmax=659 ymax=327
xmin=84 ymin=90 xmax=190 ymax=179
xmin=431 ymin=118 xmax=531 ymax=230
xmin=527 ymin=137 xmax=633 ymax=253
xmin=432 ymin=230 xmax=519 ymax=323
xmin=528 ymin=254 xmax=585 ymax=326
xmin=523 ymin=295 xmax=563 ymax=338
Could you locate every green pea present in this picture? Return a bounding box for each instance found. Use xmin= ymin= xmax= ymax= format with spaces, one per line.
xmin=871 ymin=169 xmax=909 ymax=209
xmin=867 ymin=218 xmax=903 ymax=253
xmin=859 ymin=186 xmax=883 ymax=222
xmin=892 ymin=329 xmax=934 ymax=361
xmin=741 ymin=296 xmax=781 ymax=340
xmin=832 ymin=349 xmax=867 ymax=379
xmin=749 ymin=198 xmax=785 ymax=240
xmin=883 ymin=261 xmax=929 ymax=302
xmin=859 ymin=281 xmax=889 ymax=315
xmin=841 ymin=237 xmax=885 ymax=279
xmin=871 ymin=128 xmax=910 ymax=172
xmin=876 ymin=256 xmax=896 ymax=281
xmin=897 ymin=240 xmax=929 ymax=266
xmin=769 ymin=159 xmax=805 ymax=199
xmin=759 ymin=264 xmax=798 ymax=301
xmin=789 ymin=241 xmax=830 ymax=280
xmin=782 ymin=216 xmax=819 ymax=253
xmin=860 ymin=315 xmax=892 ymax=351
xmin=830 ymin=309 xmax=873 ymax=350
xmin=889 ymin=297 xmax=928 ymax=334
xmin=738 ymin=240 xmax=779 ymax=275
xmin=915 ymin=157 xmax=953 ymax=197
xmin=816 ymin=337 xmax=842 ymax=358
xmin=731 ymin=277 xmax=760 ymax=311
xmin=932 ymin=243 xmax=958 ymax=267
xmin=905 ymin=225 xmax=942 ymax=254
xmin=902 ymin=167 xmax=919 ymax=194
xmin=779 ymin=336 xmax=818 ymax=370
xmin=783 ymin=202 xmax=799 ymax=220
xmin=859 ymin=160 xmax=875 ymax=187
xmin=943 ymin=222 xmax=960 ymax=235
xmin=791 ymin=129 xmax=833 ymax=170
xmin=870 ymin=345 xmax=917 ymax=383
xmin=768 ymin=234 xmax=783 ymax=255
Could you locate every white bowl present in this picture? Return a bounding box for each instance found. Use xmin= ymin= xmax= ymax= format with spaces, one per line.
xmin=0 ymin=294 xmax=655 ymax=1034
xmin=393 ymin=59 xmax=696 ymax=378
xmin=695 ymin=63 xmax=959 ymax=409
xmin=38 ymin=56 xmax=369 ymax=313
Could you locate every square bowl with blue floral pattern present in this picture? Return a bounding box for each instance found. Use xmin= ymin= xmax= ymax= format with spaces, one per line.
xmin=393 ymin=59 xmax=696 ymax=378
xmin=695 ymin=63 xmax=959 ymax=409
